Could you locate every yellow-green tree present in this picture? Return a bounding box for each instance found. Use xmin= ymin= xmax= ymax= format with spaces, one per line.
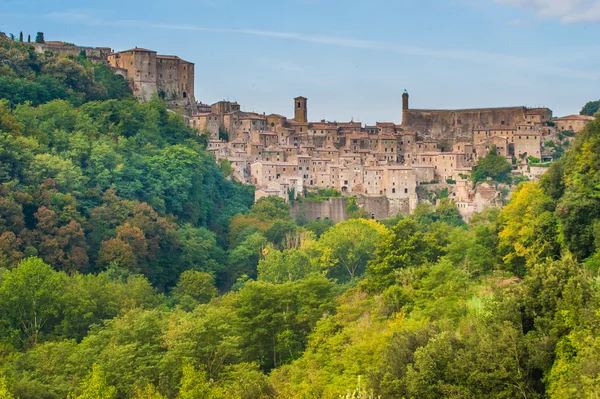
xmin=317 ymin=219 xmax=389 ymax=282
xmin=497 ymin=182 xmax=560 ymax=275
xmin=72 ymin=364 xmax=117 ymax=399
xmin=0 ymin=375 xmax=14 ymax=399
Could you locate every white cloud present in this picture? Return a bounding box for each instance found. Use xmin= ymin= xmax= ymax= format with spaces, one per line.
xmin=496 ymin=0 xmax=600 ymax=22
xmin=42 ymin=11 xmax=600 ymax=81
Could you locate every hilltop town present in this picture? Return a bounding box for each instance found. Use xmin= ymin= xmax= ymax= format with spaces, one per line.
xmin=30 ymin=38 xmax=595 ymax=221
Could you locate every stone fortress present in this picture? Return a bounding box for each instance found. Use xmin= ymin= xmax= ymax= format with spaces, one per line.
xmin=32 ymin=39 xmax=595 ymax=220
xmin=33 ymin=41 xmax=195 ymax=105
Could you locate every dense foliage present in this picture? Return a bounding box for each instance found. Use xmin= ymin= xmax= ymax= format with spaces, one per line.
xmin=470 ymin=145 xmax=513 ymax=184
xmin=1 ymin=35 xmax=600 ymax=398
xmin=0 ymin=38 xmax=132 ymax=106
xmin=581 ymin=100 xmax=599 ymax=116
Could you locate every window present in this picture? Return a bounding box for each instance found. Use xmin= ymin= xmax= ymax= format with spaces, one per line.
xmin=404 ymin=188 xmax=408 ymax=194
xmin=392 ymin=188 xmax=396 ymax=193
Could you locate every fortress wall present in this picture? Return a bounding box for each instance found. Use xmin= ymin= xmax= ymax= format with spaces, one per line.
xmin=33 ymin=43 xmax=112 ymax=63
xmin=290 ymin=198 xmax=348 ymax=223
xmin=403 ymin=107 xmax=527 ymax=144
xmin=157 ymin=58 xmax=180 ymax=100
xmin=290 ymin=195 xmax=411 ymax=223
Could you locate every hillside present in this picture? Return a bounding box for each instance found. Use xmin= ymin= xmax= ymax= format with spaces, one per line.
xmin=0 ymin=35 xmax=600 ymax=399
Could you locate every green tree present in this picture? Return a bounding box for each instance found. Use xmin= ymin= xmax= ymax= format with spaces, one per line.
xmin=72 ymin=364 xmax=117 ymax=399
xmin=173 ymin=270 xmax=218 ymax=310
xmin=0 ymin=375 xmax=15 ymax=399
xmin=365 ymin=218 xmax=446 ymax=293
xmin=257 ymin=246 xmax=319 ymax=284
xmin=317 ymin=219 xmax=389 ymax=282
xmin=581 ymin=100 xmax=600 ymax=116
xmin=177 ymin=362 xmax=212 ymax=399
xmin=34 ymin=32 xmax=44 ymax=43
xmin=226 ymin=233 xmax=268 ymax=285
xmin=133 ymin=384 xmax=166 ymax=399
xmin=233 ymin=275 xmax=336 ymax=371
xmin=0 ymin=257 xmax=66 ymax=347
xmin=163 ymin=305 xmax=240 ymax=382
xmin=471 ymin=145 xmax=513 ymax=184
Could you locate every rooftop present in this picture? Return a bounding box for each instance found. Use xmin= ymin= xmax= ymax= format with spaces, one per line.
xmin=554 ymin=114 xmax=595 ymax=121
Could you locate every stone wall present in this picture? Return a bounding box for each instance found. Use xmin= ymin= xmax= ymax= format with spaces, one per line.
xmin=291 ymin=195 xmax=412 ymax=223
xmin=402 ymin=107 xmax=528 ymax=145
xmin=32 ymin=43 xmax=112 ymax=63
xmin=291 ymin=198 xmax=347 ymax=223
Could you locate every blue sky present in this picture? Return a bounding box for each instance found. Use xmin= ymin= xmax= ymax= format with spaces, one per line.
xmin=1 ymin=0 xmax=599 ymax=123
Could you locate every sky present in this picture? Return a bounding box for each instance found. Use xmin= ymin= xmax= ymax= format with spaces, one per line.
xmin=1 ymin=0 xmax=599 ymax=124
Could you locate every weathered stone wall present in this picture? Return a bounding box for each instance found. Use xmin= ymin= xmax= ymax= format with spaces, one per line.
xmin=32 ymin=43 xmax=112 ymax=63
xmin=291 ymin=195 xmax=411 ymax=222
xmin=402 ymin=107 xmax=528 ymax=145
xmin=290 ymin=198 xmax=347 ymax=223
xmin=355 ymin=196 xmax=389 ymax=220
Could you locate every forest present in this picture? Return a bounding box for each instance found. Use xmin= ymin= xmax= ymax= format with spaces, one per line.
xmin=1 ymin=35 xmax=600 ymax=399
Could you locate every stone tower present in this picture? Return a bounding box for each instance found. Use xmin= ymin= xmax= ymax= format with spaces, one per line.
xmin=402 ymin=90 xmax=409 ymax=124
xmin=402 ymin=90 xmax=409 ymax=111
xmin=294 ymin=96 xmax=308 ymax=123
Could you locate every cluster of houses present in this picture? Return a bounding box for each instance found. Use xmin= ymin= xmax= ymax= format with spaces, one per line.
xmin=187 ymin=95 xmax=593 ymax=220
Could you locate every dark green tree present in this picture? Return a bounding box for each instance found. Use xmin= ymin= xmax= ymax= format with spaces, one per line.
xmin=581 ymin=100 xmax=600 ymax=116
xmin=471 ymin=145 xmax=513 ymax=184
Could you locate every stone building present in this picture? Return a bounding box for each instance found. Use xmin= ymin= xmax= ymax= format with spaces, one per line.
xmin=401 ymin=91 xmax=552 ymax=145
xmin=554 ymin=114 xmax=595 ymax=133
xmin=107 ymin=47 xmax=194 ymax=103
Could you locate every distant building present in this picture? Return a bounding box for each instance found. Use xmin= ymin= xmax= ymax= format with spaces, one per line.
xmin=554 ymin=114 xmax=595 ymax=133
xmin=107 ymin=47 xmax=194 ymax=103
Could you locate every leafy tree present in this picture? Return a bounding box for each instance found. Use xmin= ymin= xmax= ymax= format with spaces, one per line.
xmin=172 ymin=270 xmax=218 ymax=310
xmin=0 ymin=257 xmax=66 ymax=348
xmin=365 ymin=218 xmax=446 ymax=293
xmin=35 ymin=32 xmax=44 ymax=43
xmin=72 ymin=364 xmax=117 ymax=399
xmin=233 ymin=275 xmax=336 ymax=371
xmin=176 ymin=362 xmax=212 ymax=399
xmin=302 ymin=218 xmax=335 ymax=238
xmin=497 ymin=182 xmax=560 ymax=275
xmin=471 ymin=145 xmax=513 ymax=184
xmin=226 ymin=233 xmax=267 ymax=286
xmin=0 ymin=375 xmax=15 ymax=399
xmin=163 ymin=305 xmax=240 ymax=382
xmin=317 ymin=219 xmax=389 ymax=282
xmin=257 ymin=246 xmax=319 ymax=284
xmin=132 ymin=384 xmax=166 ymax=399
xmin=581 ymin=100 xmax=600 ymax=116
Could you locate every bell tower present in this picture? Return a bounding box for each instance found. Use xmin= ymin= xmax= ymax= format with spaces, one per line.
xmin=402 ymin=90 xmax=409 ymax=124
xmin=294 ymin=96 xmax=308 ymax=123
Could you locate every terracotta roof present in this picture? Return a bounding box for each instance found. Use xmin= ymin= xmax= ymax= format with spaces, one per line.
xmin=525 ymin=108 xmax=550 ymax=115
xmin=157 ymin=55 xmax=180 ymax=60
xmin=554 ymin=114 xmax=595 ymax=121
xmin=475 ymin=125 xmax=517 ymax=131
xmin=122 ymin=47 xmax=157 ymax=53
